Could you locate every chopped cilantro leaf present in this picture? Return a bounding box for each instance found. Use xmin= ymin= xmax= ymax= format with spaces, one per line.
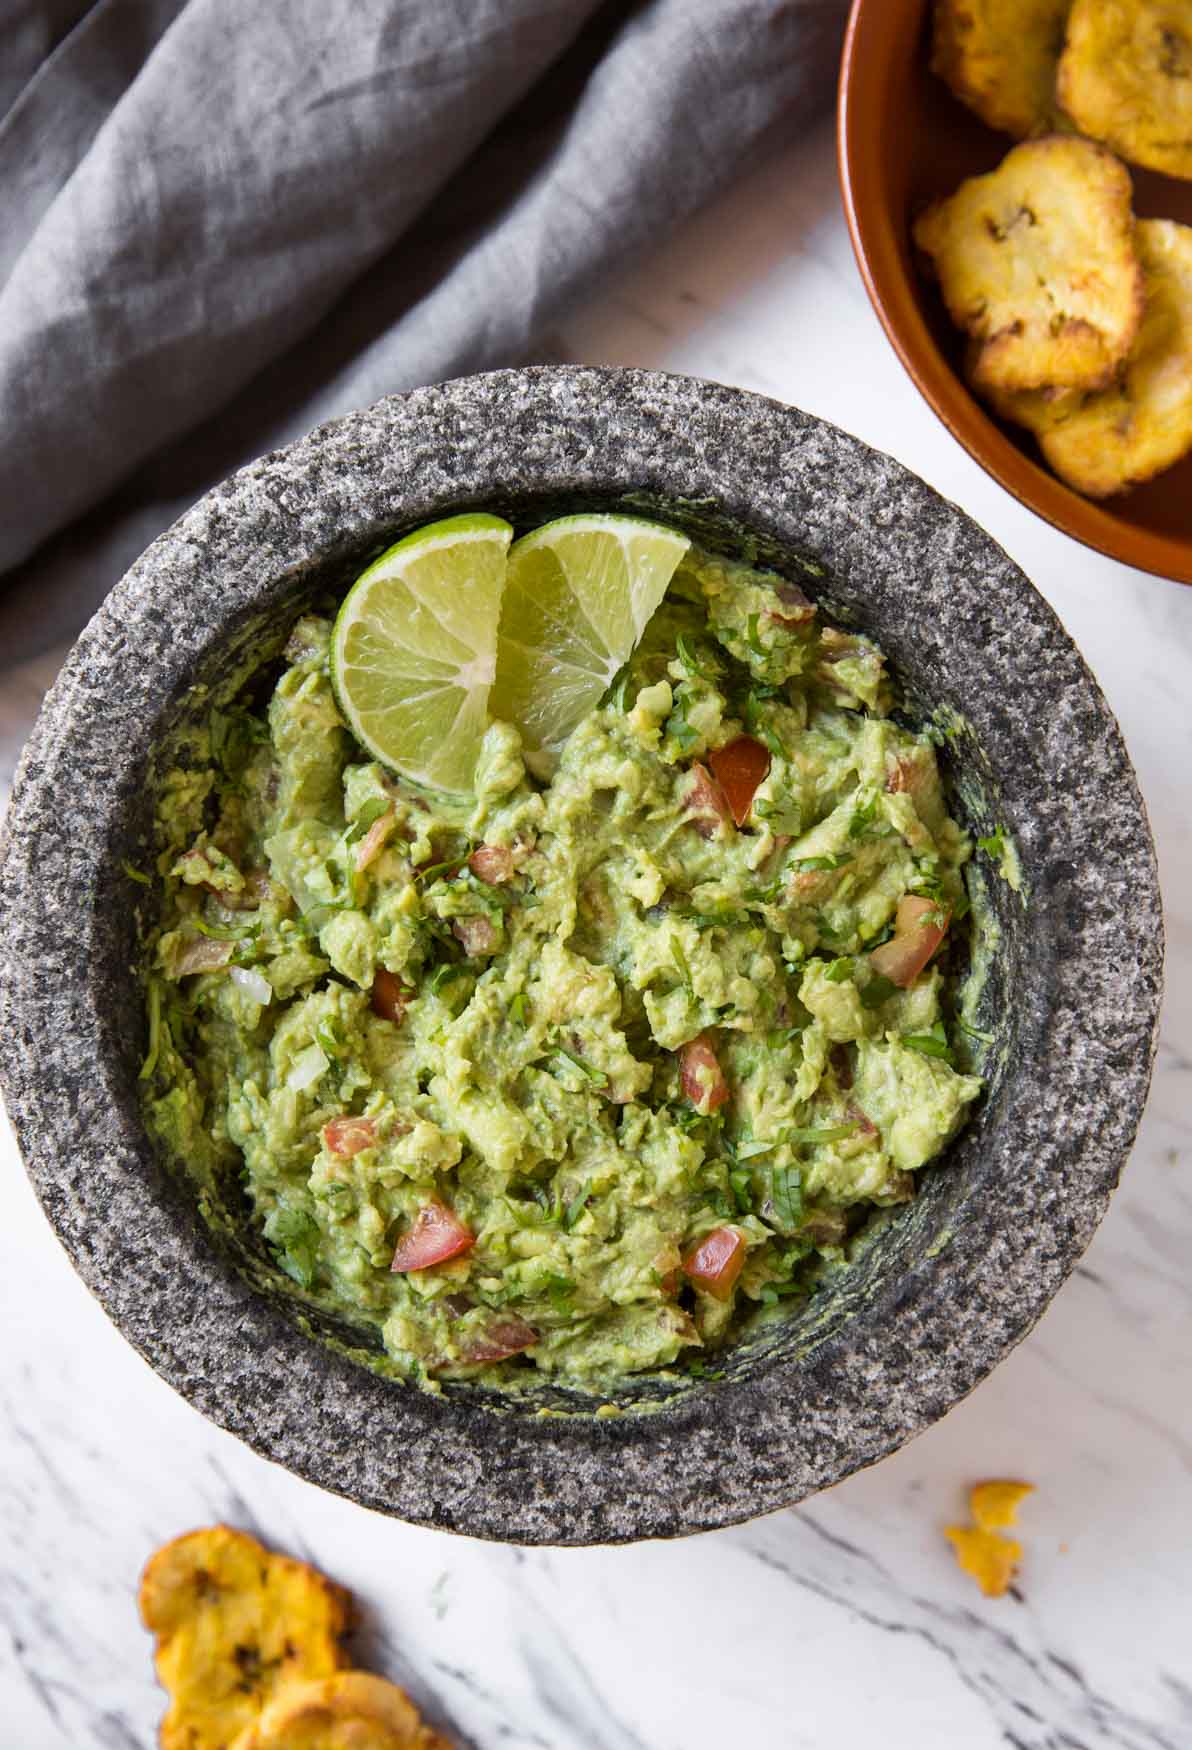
xmin=767 ymin=1164 xmax=803 ymax=1233
xmin=977 ymin=827 xmax=1008 ymax=859
xmin=676 ymin=633 xmax=707 ymax=676
xmin=563 ymin=1180 xmax=592 ymax=1230
xmin=823 ymin=957 xmax=853 ymax=983
xmin=788 ymin=1124 xmax=856 ymax=1145
xmin=553 ymin=1046 xmax=609 ymax=1089
xmin=860 ymin=974 xmax=898 ymax=1009
xmin=902 ymin=1023 xmax=954 ymax=1063
xmin=795 ymin=853 xmax=850 ymax=873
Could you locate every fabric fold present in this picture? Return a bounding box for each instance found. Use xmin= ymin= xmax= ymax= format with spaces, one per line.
xmin=0 ymin=0 xmax=850 ymax=650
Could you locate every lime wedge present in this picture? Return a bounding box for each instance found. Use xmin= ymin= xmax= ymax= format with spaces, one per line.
xmin=489 ymin=514 xmax=690 ymax=771
xmin=330 ymin=513 xmax=513 ymax=794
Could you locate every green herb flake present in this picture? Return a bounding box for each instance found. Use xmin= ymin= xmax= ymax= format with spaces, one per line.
xmin=346 ymin=797 xmax=392 ymax=843
xmin=563 ymin=1180 xmax=592 ymax=1230
xmin=553 ymin=1046 xmax=609 ymax=1089
xmin=768 ymin=1164 xmax=804 ymax=1232
xmin=675 ymin=633 xmax=707 ymax=677
xmin=671 ymin=936 xmax=695 ymax=995
xmin=733 ymin=1138 xmax=777 ymax=1161
xmin=787 ymin=1124 xmax=857 ymax=1145
xmin=729 ymin=1167 xmax=754 ymax=1212
xmin=269 ymin=1207 xmax=320 ymax=1290
xmin=139 ymin=979 xmax=164 ymax=1081
xmin=122 ymin=860 xmax=152 ymax=887
xmin=860 ymin=974 xmax=898 ymax=1009
xmin=795 ymin=853 xmax=850 ymax=873
xmin=509 ymin=991 xmax=530 ymax=1027
xmin=428 ymin=962 xmax=463 ymax=997
xmin=667 ymin=701 xmax=701 ymax=755
xmin=977 ymin=827 xmax=1008 ymax=859
xmin=903 ymin=1023 xmax=955 ymax=1063
xmin=847 ymin=794 xmax=878 ymax=838
xmin=192 ymin=915 xmax=260 ymax=943
xmin=745 ymin=612 xmax=767 ymax=657
xmin=823 ymin=956 xmax=853 ymax=983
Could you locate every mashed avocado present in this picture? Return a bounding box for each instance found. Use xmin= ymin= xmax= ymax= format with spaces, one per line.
xmin=141 ymin=547 xmax=981 ymax=1391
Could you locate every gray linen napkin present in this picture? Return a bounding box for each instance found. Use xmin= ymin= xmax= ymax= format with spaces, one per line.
xmin=0 ymin=0 xmax=848 ymax=657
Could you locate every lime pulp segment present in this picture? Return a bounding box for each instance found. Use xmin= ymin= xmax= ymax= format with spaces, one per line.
xmin=489 ymin=515 xmax=691 ymax=768
xmin=330 ymin=513 xmax=513 ymax=795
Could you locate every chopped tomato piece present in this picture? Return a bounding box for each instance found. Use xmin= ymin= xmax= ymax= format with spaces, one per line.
xmin=389 ymin=1199 xmax=474 ymax=1273
xmin=684 ymin=762 xmax=734 ymax=839
xmin=766 ymin=580 xmax=816 ymax=627
xmin=846 ymin=1100 xmax=879 ymax=1139
xmin=886 ymin=756 xmax=914 ymax=794
xmin=708 ymin=736 xmax=771 ymax=826
xmin=868 ymin=895 xmax=950 ymax=989
xmin=452 ymin=914 xmax=499 ymax=957
xmin=322 ymin=1116 xmax=377 ymax=1158
xmin=370 ymin=968 xmax=410 ymax=1025
xmin=459 ymin=1316 xmax=538 ymax=1364
xmin=679 ymin=1033 xmax=730 ymax=1113
xmin=683 ymin=1226 xmax=746 ymax=1301
xmin=174 ymin=936 xmax=234 ymax=976
xmin=468 ymin=844 xmax=514 ymax=885
xmin=354 ymin=808 xmax=395 ymax=872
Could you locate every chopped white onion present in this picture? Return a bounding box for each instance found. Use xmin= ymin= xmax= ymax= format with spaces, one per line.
xmin=230 ymin=965 xmax=273 ymax=1006
xmin=287 ymin=1043 xmax=329 ymax=1092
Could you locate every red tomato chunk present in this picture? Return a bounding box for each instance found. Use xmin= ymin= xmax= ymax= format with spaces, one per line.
xmin=371 ymin=967 xmax=410 ymax=1025
xmin=708 ymin=735 xmax=771 ymax=826
xmin=460 ymin=1316 xmax=539 ymax=1364
xmin=869 ymin=894 xmax=950 ymax=989
xmin=390 ymin=1200 xmax=474 ymax=1273
xmin=684 ymin=762 xmax=735 ymax=838
xmin=468 ymin=844 xmax=514 ymax=885
xmin=683 ymin=1226 xmax=746 ymax=1301
xmin=679 ymin=1033 xmax=730 ymax=1113
xmin=322 ymin=1116 xmax=377 ymax=1159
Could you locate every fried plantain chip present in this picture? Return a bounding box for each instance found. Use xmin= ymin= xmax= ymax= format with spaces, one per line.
xmin=1059 ymin=0 xmax=1192 ymax=181
xmin=989 ymin=219 xmax=1192 ymax=494
xmin=970 ymin=1478 xmax=1035 ymax=1531
xmin=139 ymin=1525 xmax=352 ymax=1750
xmin=914 ymin=136 xmax=1144 ymax=393
xmin=932 ymin=0 xmax=1072 ymax=138
xmin=945 ymin=1525 xmax=1025 ymax=1597
xmin=229 ymin=1672 xmax=452 ymax=1750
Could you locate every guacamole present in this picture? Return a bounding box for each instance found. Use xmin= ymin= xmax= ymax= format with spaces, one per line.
xmin=141 ymin=546 xmax=981 ymax=1390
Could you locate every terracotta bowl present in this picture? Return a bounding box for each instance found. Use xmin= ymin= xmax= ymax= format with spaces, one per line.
xmin=838 ymin=0 xmax=1192 ymax=585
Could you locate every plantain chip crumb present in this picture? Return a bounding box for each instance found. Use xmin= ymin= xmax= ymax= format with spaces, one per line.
xmin=945 ymin=1479 xmax=1034 ymax=1597
xmin=971 ymin=1478 xmax=1035 ymax=1531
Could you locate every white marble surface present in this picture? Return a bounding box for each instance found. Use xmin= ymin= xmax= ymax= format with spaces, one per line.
xmin=3 ymin=117 xmax=1190 ymax=1750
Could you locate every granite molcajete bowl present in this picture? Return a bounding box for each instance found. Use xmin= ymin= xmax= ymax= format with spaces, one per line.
xmin=0 ymin=367 xmax=1163 ymax=1545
